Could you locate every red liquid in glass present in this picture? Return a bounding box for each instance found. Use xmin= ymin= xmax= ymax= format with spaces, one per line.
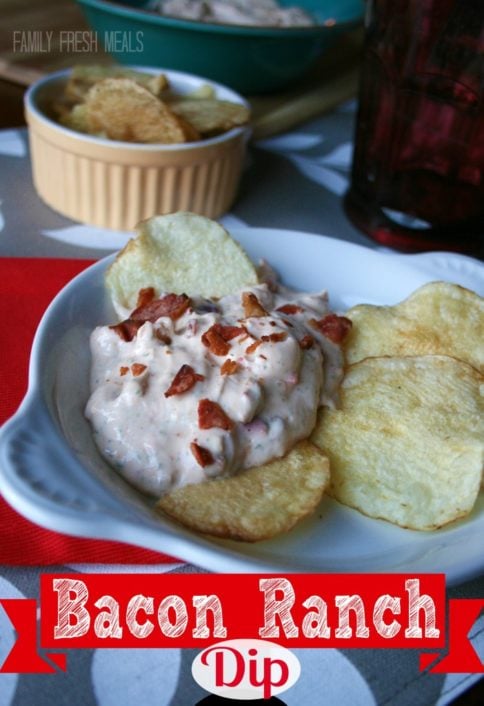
xmin=345 ymin=0 xmax=484 ymax=257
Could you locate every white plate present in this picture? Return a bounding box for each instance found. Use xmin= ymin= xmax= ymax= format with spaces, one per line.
xmin=0 ymin=229 xmax=483 ymax=582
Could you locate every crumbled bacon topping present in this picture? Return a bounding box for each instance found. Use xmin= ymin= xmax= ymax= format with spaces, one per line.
xmin=276 ymin=304 xmax=303 ymax=315
xmin=245 ymin=339 xmax=262 ymax=354
xmin=219 ymin=324 xmax=247 ymax=340
xmin=309 ymin=314 xmax=353 ymax=344
xmin=299 ymin=334 xmax=314 ymax=349
xmin=220 ymin=359 xmax=238 ymax=376
xmin=131 ymin=293 xmax=191 ymax=323
xmin=198 ymin=399 xmax=234 ymax=431
xmin=165 ymin=364 xmax=204 ymax=398
xmin=242 ymin=292 xmax=268 ymax=318
xmin=136 ymin=287 xmax=156 ymax=308
xmin=201 ymin=326 xmax=230 ymax=356
xmin=190 ymin=441 xmax=214 ymax=468
xmin=120 ymin=363 xmax=147 ymax=376
xmin=110 ymin=319 xmax=143 ymax=342
xmin=261 ymin=332 xmax=288 ymax=343
xmin=201 ymin=323 xmax=246 ymax=356
xmin=156 ymin=330 xmax=172 ymax=345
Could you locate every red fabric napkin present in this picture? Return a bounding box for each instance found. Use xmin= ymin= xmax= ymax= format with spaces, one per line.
xmin=0 ymin=257 xmax=178 ymax=565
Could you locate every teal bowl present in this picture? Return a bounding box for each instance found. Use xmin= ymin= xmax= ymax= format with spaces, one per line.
xmin=76 ymin=0 xmax=364 ymax=94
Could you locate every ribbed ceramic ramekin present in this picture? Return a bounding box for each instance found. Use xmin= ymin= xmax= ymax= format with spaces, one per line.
xmin=24 ymin=68 xmax=250 ymax=230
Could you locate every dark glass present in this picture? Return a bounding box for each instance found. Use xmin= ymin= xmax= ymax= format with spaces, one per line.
xmin=345 ymin=0 xmax=484 ymax=258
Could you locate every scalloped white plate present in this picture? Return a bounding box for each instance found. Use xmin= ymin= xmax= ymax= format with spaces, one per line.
xmin=0 ymin=229 xmax=483 ymax=582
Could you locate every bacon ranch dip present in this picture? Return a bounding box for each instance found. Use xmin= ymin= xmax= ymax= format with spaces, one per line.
xmin=85 ymin=284 xmax=350 ymax=496
xmin=156 ymin=0 xmax=315 ymax=27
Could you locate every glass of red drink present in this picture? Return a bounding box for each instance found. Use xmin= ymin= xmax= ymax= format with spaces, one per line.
xmin=344 ymin=0 xmax=484 ymax=258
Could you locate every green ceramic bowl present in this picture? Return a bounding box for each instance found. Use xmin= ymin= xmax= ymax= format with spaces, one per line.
xmin=76 ymin=0 xmax=364 ymax=94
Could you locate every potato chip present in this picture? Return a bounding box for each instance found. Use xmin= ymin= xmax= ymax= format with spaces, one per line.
xmin=105 ymin=212 xmax=259 ymax=317
xmin=311 ymin=355 xmax=484 ymax=530
xmin=55 ymin=66 xmax=248 ymax=144
xmin=345 ymin=282 xmax=484 ymax=373
xmin=59 ymin=103 xmax=93 ymax=134
xmin=157 ymin=440 xmax=330 ymax=541
xmin=64 ymin=64 xmax=169 ymax=103
xmin=169 ymin=98 xmax=250 ymax=136
xmin=84 ymin=78 xmax=199 ymax=144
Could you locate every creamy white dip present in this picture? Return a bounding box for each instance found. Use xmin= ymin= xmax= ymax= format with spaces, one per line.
xmin=156 ymin=0 xmax=315 ymax=27
xmin=85 ymin=283 xmax=349 ymax=496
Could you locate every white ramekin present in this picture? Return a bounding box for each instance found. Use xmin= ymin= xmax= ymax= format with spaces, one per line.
xmin=25 ymin=67 xmax=250 ymax=230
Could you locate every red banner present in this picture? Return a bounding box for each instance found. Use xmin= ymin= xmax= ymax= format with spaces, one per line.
xmin=0 ymin=573 xmax=483 ymax=675
xmin=37 ymin=573 xmax=445 ymax=649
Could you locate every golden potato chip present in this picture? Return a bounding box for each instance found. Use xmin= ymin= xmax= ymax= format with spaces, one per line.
xmin=311 ymin=356 xmax=484 ymax=530
xmin=59 ymin=103 xmax=92 ymax=134
xmin=106 ymin=212 xmax=259 ymax=317
xmin=157 ymin=441 xmax=330 ymax=541
xmin=65 ymin=64 xmax=169 ymax=103
xmin=345 ymin=282 xmax=484 ymax=372
xmin=169 ymin=98 xmax=250 ymax=136
xmin=84 ymin=78 xmax=199 ymax=143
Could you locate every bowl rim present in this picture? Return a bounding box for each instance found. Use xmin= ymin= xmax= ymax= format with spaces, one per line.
xmin=76 ymin=0 xmax=364 ymax=36
xmin=24 ymin=66 xmax=251 ymax=152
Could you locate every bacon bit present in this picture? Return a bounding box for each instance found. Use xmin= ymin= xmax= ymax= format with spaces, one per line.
xmin=119 ymin=366 xmax=129 ymax=376
xmin=156 ymin=330 xmax=172 ymax=345
xmin=276 ymin=304 xmax=303 ymax=315
xmin=131 ymin=293 xmax=191 ymax=323
xmin=221 ymin=359 xmax=238 ymax=376
xmin=299 ymin=334 xmax=314 ymax=349
xmin=131 ymin=363 xmax=147 ymax=377
xmin=218 ymin=324 xmax=247 ymax=340
xmin=202 ymin=326 xmax=230 ymax=356
xmin=165 ymin=364 xmax=204 ymax=398
xmin=190 ymin=442 xmax=214 ymax=468
xmin=261 ymin=332 xmax=288 ymax=343
xmin=246 ymin=339 xmax=262 ymax=354
xmin=136 ymin=287 xmax=156 ymax=308
xmin=309 ymin=314 xmax=353 ymax=344
xmin=242 ymin=292 xmax=268 ymax=318
xmin=110 ymin=319 xmax=142 ymax=342
xmin=201 ymin=324 xmax=246 ymax=356
xmin=198 ymin=399 xmax=234 ymax=431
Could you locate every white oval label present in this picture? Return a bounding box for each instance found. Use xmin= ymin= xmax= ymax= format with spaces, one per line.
xmin=192 ymin=638 xmax=300 ymax=700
